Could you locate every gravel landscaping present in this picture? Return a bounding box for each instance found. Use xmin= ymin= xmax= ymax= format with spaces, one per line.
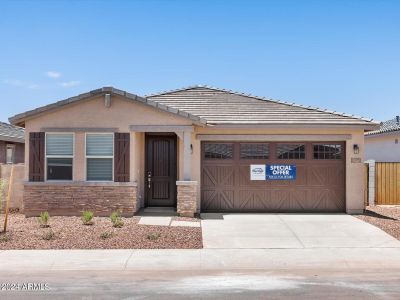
xmin=356 ymin=206 xmax=400 ymax=240
xmin=0 ymin=213 xmax=202 ymax=249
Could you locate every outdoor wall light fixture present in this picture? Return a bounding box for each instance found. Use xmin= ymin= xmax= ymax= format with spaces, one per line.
xmin=353 ymin=144 xmax=359 ymax=154
xmin=190 ymin=144 xmax=193 ymax=154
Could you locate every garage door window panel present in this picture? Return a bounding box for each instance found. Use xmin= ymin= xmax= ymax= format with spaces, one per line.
xmin=204 ymin=143 xmax=233 ymax=160
xmin=240 ymin=143 xmax=269 ymax=159
xmin=277 ymin=144 xmax=305 ymax=159
xmin=313 ymin=144 xmax=342 ymax=160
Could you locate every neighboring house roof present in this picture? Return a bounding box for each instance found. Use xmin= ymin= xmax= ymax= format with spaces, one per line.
xmin=0 ymin=121 xmax=25 ymax=143
xmin=9 ymin=85 xmax=378 ymax=129
xmin=365 ymin=116 xmax=400 ymax=136
xmin=147 ymin=85 xmax=377 ymax=127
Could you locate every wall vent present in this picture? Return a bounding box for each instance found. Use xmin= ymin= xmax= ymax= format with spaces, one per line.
xmin=105 ymin=94 xmax=111 ymax=108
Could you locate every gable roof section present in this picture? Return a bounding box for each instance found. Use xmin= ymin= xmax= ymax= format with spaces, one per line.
xmin=9 ymin=87 xmax=207 ymax=127
xmin=147 ymin=85 xmax=377 ymax=127
xmin=0 ymin=122 xmax=24 ymax=143
xmin=365 ymin=116 xmax=400 ymax=136
xmin=9 ymin=85 xmax=378 ymax=129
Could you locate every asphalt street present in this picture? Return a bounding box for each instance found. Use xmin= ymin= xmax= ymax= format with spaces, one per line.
xmin=1 ymin=269 xmax=400 ymax=300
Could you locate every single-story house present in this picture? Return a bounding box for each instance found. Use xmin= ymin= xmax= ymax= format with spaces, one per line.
xmin=0 ymin=121 xmax=25 ymax=164
xmin=9 ymin=86 xmax=378 ymax=217
xmin=365 ymin=116 xmax=400 ymax=162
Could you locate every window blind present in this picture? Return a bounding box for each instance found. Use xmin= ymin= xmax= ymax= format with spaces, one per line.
xmin=46 ymin=134 xmax=73 ymax=156
xmin=87 ymin=158 xmax=113 ymax=181
xmin=86 ymin=134 xmax=113 ymax=156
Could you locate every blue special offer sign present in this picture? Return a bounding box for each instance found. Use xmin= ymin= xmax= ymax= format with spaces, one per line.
xmin=266 ymin=164 xmax=296 ymax=180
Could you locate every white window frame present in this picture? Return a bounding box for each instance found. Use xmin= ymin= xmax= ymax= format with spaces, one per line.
xmin=45 ymin=132 xmax=75 ymax=181
xmin=6 ymin=144 xmax=15 ymax=164
xmin=85 ymin=132 xmax=114 ymax=182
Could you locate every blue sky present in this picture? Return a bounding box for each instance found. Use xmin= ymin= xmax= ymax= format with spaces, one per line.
xmin=1 ymin=0 xmax=399 ymax=123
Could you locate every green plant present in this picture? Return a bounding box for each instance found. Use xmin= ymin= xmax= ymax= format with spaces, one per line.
xmin=81 ymin=210 xmax=94 ymax=225
xmin=110 ymin=211 xmax=124 ymax=228
xmin=42 ymin=229 xmax=55 ymax=241
xmin=100 ymin=231 xmax=113 ymax=240
xmin=0 ymin=233 xmax=11 ymax=243
xmin=147 ymin=232 xmax=161 ymax=241
xmin=38 ymin=211 xmax=50 ymax=228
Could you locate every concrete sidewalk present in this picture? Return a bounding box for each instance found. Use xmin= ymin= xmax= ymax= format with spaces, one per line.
xmin=2 ymin=248 xmax=400 ymax=272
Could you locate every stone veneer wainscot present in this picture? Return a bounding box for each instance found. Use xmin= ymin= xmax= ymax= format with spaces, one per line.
xmin=23 ymin=181 xmax=138 ymax=217
xmin=176 ymin=181 xmax=198 ymax=217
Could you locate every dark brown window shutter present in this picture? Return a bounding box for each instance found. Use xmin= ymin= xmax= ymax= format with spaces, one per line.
xmin=29 ymin=132 xmax=45 ymax=181
xmin=114 ymin=133 xmax=130 ymax=182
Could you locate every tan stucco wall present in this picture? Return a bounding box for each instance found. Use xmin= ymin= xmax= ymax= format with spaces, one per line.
xmin=24 ymin=95 xmax=192 ymax=181
xmin=0 ymin=163 xmax=25 ymax=210
xmin=23 ymin=94 xmax=367 ymax=214
xmin=365 ymin=133 xmax=400 ymax=162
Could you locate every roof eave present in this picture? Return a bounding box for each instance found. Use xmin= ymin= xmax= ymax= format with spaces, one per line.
xmin=365 ymin=128 xmax=400 ymax=136
xmin=9 ymin=87 xmax=207 ymax=127
xmin=207 ymin=123 xmax=379 ymax=130
xmin=0 ymin=135 xmax=25 ymax=143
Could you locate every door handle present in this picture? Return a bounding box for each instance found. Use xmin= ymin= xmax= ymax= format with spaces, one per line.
xmin=147 ymin=171 xmax=152 ymax=189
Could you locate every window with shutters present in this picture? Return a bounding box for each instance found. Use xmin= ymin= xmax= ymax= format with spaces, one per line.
xmin=46 ymin=133 xmax=74 ymax=180
xmin=86 ymin=133 xmax=114 ymax=181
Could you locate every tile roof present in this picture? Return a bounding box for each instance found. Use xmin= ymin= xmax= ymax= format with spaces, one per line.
xmin=0 ymin=121 xmax=25 ymax=143
xmin=147 ymin=85 xmax=377 ymax=126
xmin=9 ymin=87 xmax=207 ymax=127
xmin=9 ymin=85 xmax=378 ymax=129
xmin=365 ymin=116 xmax=400 ymax=136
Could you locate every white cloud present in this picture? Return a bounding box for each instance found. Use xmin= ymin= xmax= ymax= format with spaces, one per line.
xmin=59 ymin=81 xmax=80 ymax=87
xmin=3 ymin=79 xmax=40 ymax=89
xmin=46 ymin=71 xmax=61 ymax=78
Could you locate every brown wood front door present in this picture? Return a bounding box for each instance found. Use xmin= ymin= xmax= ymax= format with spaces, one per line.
xmin=145 ymin=134 xmax=177 ymax=207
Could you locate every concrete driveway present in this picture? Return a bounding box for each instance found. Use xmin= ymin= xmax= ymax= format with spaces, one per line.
xmin=200 ymin=213 xmax=400 ymax=249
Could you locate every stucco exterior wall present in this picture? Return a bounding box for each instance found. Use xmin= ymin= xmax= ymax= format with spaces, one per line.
xmin=365 ymin=132 xmax=400 ymax=162
xmin=0 ymin=163 xmax=25 ymax=210
xmin=23 ymin=95 xmax=192 ymax=181
xmin=22 ymin=93 xmax=367 ymax=214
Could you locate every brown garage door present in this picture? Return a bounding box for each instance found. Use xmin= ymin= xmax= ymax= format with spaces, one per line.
xmin=201 ymin=142 xmax=345 ymax=212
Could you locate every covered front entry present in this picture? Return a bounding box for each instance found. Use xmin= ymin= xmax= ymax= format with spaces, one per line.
xmin=145 ymin=134 xmax=177 ymax=207
xmin=201 ymin=141 xmax=346 ymax=212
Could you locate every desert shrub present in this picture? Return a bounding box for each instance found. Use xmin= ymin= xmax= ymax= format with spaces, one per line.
xmin=42 ymin=229 xmax=55 ymax=241
xmin=100 ymin=232 xmax=113 ymax=240
xmin=147 ymin=232 xmax=161 ymax=241
xmin=38 ymin=211 xmax=50 ymax=228
xmin=110 ymin=211 xmax=124 ymax=228
xmin=0 ymin=233 xmax=11 ymax=243
xmin=81 ymin=210 xmax=94 ymax=225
